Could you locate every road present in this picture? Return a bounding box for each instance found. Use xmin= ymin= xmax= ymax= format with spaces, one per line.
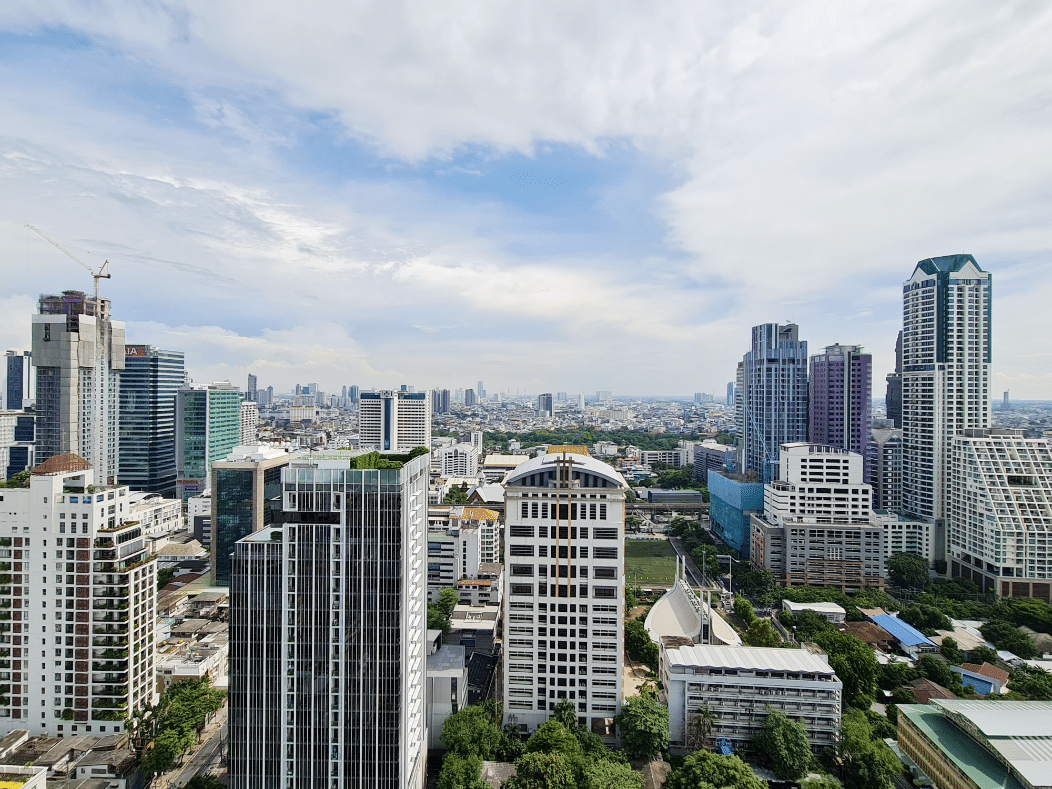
xmin=153 ymin=703 xmax=227 ymax=789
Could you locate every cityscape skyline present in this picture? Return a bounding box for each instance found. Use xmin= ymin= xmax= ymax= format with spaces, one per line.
xmin=2 ymin=5 xmax=1052 ymax=398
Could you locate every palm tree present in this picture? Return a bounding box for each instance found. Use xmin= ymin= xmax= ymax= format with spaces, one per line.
xmin=687 ymin=705 xmax=717 ymax=751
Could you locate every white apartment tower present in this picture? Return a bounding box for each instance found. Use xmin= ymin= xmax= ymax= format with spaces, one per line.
xmin=239 ymin=400 xmax=259 ymax=445
xmin=502 ymin=449 xmax=627 ymax=736
xmin=229 ymin=451 xmax=428 ymax=789
xmin=0 ymin=454 xmax=156 ymax=736
xmin=32 ymin=291 xmax=126 ymax=485
xmin=948 ymin=429 xmax=1052 ymax=602
xmin=358 ymin=390 xmax=432 ymax=452
xmin=901 ymin=256 xmax=991 ymax=561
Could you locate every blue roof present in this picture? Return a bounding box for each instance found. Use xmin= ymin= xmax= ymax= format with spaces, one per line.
xmin=871 ymin=614 xmax=935 ymax=648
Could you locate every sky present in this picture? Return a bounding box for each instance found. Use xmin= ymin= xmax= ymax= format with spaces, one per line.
xmin=1 ymin=1 xmax=1051 ymax=399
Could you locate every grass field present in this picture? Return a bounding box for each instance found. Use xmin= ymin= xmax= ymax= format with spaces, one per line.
xmin=624 ymin=539 xmax=679 ymax=586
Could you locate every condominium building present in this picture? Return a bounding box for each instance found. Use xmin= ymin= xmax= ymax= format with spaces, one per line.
xmin=438 ymin=443 xmax=480 ymax=478
xmin=536 ymin=393 xmax=554 ymax=419
xmin=948 ymin=429 xmax=1052 ymax=601
xmin=0 ymin=454 xmax=156 ymax=737
xmin=808 ymin=344 xmax=871 ymax=467
xmin=119 ymin=345 xmax=184 ymax=497
xmin=210 ymin=445 xmax=296 ymax=587
xmin=31 ymin=291 xmax=126 ymax=485
xmin=885 ymin=331 xmax=903 ymax=428
xmin=5 ymin=350 xmax=34 ymax=410
xmin=359 ymin=389 xmax=432 ymax=452
xmin=693 ymin=441 xmax=735 ymax=482
xmin=0 ymin=412 xmax=34 ymax=481
xmin=639 ymin=449 xmax=689 ymax=468
xmin=661 ymin=643 xmax=842 ymax=754
xmin=872 ymin=511 xmax=934 ymax=562
xmin=175 ymin=382 xmax=242 ymax=499
xmin=229 ymin=450 xmax=428 ymax=789
xmin=736 ymin=323 xmax=809 ymax=483
xmin=750 ymin=444 xmax=884 ymax=590
xmin=866 ymin=426 xmax=903 ymax=512
xmin=901 ymin=255 xmax=991 ymax=559
xmin=502 ymin=449 xmax=627 ymax=736
xmin=239 ymin=401 xmax=259 ymax=445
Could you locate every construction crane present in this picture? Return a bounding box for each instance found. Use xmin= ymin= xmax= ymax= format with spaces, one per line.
xmin=25 ymin=224 xmax=111 ymax=301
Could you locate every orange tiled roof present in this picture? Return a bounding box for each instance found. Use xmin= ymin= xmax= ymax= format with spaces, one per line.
xmin=32 ymin=454 xmax=92 ymax=475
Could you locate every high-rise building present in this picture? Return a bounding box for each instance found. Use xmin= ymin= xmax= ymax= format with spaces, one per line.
xmin=0 ymin=411 xmax=35 ymax=479
xmin=5 ymin=350 xmax=34 ymax=410
xmin=349 ymin=384 xmax=359 ymax=402
xmin=470 ymin=430 xmax=483 ymax=453
xmin=867 ymin=426 xmax=903 ymax=512
xmin=229 ymin=451 xmax=428 ymax=789
xmin=31 ymin=290 xmax=126 ymax=484
xmin=359 ymin=389 xmax=431 ymax=452
xmin=750 ymin=444 xmax=884 ymax=590
xmin=536 ymin=392 xmax=554 ymax=418
xmin=240 ymin=401 xmax=259 ymax=445
xmin=948 ymin=429 xmax=1052 ymax=600
xmin=211 ymin=445 xmax=295 ymax=587
xmin=596 ymin=390 xmax=612 ymax=404
xmin=175 ymin=382 xmax=243 ymax=499
xmin=433 ymin=389 xmax=451 ymax=414
xmin=246 ymin=373 xmax=257 ymax=402
xmin=809 ymin=344 xmax=872 ymax=469
xmin=556 ymin=392 xmax=568 ymax=402
xmin=119 ymin=345 xmax=184 ymax=497
xmin=438 ymin=443 xmax=480 ymax=477
xmin=463 ymin=388 xmax=477 ymax=407
xmin=885 ymin=331 xmax=903 ymax=428
xmin=477 ymin=380 xmax=484 ymax=401
xmin=501 ymin=449 xmax=628 ymax=736
xmin=0 ymin=454 xmax=156 ymax=736
xmin=726 ymin=382 xmax=735 ymax=407
xmin=735 ymin=323 xmax=809 ymax=483
xmin=901 ymin=256 xmax=991 ymax=558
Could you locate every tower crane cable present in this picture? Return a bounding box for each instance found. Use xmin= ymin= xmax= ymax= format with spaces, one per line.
xmin=24 ymin=224 xmax=112 ymax=301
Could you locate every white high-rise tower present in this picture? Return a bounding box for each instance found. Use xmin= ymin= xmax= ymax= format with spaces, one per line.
xmin=900 ymin=255 xmax=990 ymax=561
xmin=32 ymin=290 xmax=125 ymax=485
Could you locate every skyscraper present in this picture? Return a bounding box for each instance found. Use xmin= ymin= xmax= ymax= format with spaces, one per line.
xmin=358 ymin=389 xmax=431 ymax=452
xmin=502 ymin=449 xmax=627 ymax=736
xmin=246 ymin=373 xmax=257 ymax=402
xmin=537 ymin=392 xmax=554 ymax=418
xmin=463 ymin=388 xmax=477 ymax=407
xmin=32 ymin=290 xmax=126 ymax=484
xmin=119 ymin=345 xmax=184 ymax=497
xmin=5 ymin=350 xmax=34 ymax=410
xmin=0 ymin=454 xmax=156 ymax=736
xmin=885 ymin=331 xmax=903 ymax=428
xmin=809 ymin=344 xmax=872 ymax=466
xmin=229 ymin=450 xmax=428 ymax=789
xmin=726 ymin=382 xmax=734 ymax=407
xmin=433 ymin=388 xmax=451 ymax=414
xmin=900 ymin=256 xmax=991 ymax=559
xmin=175 ymin=382 xmax=243 ymax=499
xmin=867 ymin=426 xmax=903 ymax=512
xmin=735 ymin=323 xmax=809 ymax=483
xmin=211 ymin=445 xmax=294 ymax=587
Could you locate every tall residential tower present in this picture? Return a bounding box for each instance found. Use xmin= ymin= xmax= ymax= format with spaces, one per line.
xmin=809 ymin=344 xmax=872 ymax=467
xmin=119 ymin=345 xmax=184 ymax=497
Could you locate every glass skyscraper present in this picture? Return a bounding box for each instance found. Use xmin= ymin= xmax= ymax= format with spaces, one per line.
xmin=119 ymin=345 xmax=184 ymax=496
xmin=175 ymin=382 xmax=242 ymax=499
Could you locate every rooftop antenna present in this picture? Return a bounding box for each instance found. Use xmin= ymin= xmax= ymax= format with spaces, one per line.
xmin=25 ymin=225 xmax=111 ymax=301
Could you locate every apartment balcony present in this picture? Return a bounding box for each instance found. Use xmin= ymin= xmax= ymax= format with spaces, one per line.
xmin=92 ymin=661 xmax=128 ymax=672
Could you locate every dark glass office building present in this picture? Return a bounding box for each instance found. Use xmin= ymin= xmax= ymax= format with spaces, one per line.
xmin=119 ymin=345 xmax=184 ymax=496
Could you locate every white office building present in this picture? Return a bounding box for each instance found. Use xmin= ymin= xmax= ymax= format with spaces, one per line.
xmin=901 ymin=256 xmax=991 ymax=561
xmin=229 ymin=450 xmax=428 ymax=789
xmin=439 ymin=443 xmax=480 ymax=478
xmin=31 ymin=291 xmax=126 ymax=485
xmin=948 ymin=429 xmax=1052 ymax=602
xmin=0 ymin=454 xmax=156 ymax=736
xmin=359 ymin=389 xmax=432 ymax=452
xmin=661 ymin=643 xmax=842 ymax=754
xmin=502 ymin=449 xmax=627 ymax=737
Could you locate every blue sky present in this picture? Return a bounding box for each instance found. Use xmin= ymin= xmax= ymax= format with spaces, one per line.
xmin=1 ymin=1 xmax=1051 ymax=398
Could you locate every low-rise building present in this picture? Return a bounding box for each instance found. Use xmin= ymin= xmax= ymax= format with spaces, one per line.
xmin=426 ymin=636 xmax=469 ymax=750
xmin=449 ymin=605 xmax=499 ymax=657
xmin=950 ymin=662 xmax=1009 ymax=696
xmin=897 ymin=700 xmax=1052 ymax=789
xmin=707 ymin=470 xmax=763 ymax=558
xmin=661 ymin=643 xmax=842 ymax=754
xmin=872 ymin=510 xmax=933 ymax=562
xmin=867 ymin=613 xmax=937 ymax=659
xmin=781 ymin=600 xmax=847 ymax=623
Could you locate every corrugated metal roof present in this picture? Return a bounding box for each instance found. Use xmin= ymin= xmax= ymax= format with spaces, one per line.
xmin=664 ymin=644 xmax=835 ymax=674
xmin=870 ymin=614 xmax=934 ymax=647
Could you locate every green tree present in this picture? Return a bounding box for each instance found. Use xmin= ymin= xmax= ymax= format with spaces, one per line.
xmin=743 ymin=619 xmax=782 ymax=648
xmin=886 ymin=552 xmax=930 ymax=590
xmin=917 ymin=655 xmax=954 ymax=688
xmin=939 ymin=636 xmax=965 ymax=665
xmin=0 ymin=470 xmax=30 ymax=488
xmin=551 ymin=699 xmax=578 ymax=728
xmin=582 ymin=759 xmax=643 ymax=789
xmin=969 ymin=645 xmax=999 ymax=665
xmin=444 ymin=486 xmax=469 ymax=505
xmin=664 ymin=751 xmax=767 ymax=789
xmin=890 ymin=688 xmax=917 ymax=705
xmin=837 ymin=710 xmax=901 ymax=789
xmin=440 ymin=705 xmax=502 ymax=759
xmin=183 ymin=778 xmax=226 ymax=789
xmin=801 ymin=775 xmax=842 ymax=788
xmin=525 ymin=719 xmax=583 ymax=762
xmin=980 ymin=620 xmax=1037 ymax=659
xmin=792 ymin=610 xmax=835 ymax=640
xmin=876 ymin=661 xmax=918 ymax=691
xmin=811 ymin=631 xmax=878 ymax=708
xmin=625 ymin=619 xmax=659 ymax=671
xmin=734 ymin=595 xmax=757 ymax=626
xmin=752 ymin=708 xmax=812 ymax=780
xmin=437 ymin=753 xmax=487 ymax=789
xmin=157 ymin=566 xmax=177 ymax=589
xmin=1008 ymin=665 xmax=1052 ymax=700
xmin=899 ymin=604 xmax=951 ymax=634
xmin=428 ymin=587 xmax=460 ymax=635
xmin=686 ymin=705 xmax=717 ymax=751
xmin=504 ymin=752 xmax=577 ymax=789
xmin=614 ymin=694 xmax=669 ymax=760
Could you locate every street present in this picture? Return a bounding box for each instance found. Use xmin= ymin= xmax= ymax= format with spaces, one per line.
xmin=152 ymin=703 xmax=228 ymax=789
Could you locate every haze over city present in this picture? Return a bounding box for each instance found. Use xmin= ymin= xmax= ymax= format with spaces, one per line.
xmin=2 ymin=2 xmax=1051 ymax=397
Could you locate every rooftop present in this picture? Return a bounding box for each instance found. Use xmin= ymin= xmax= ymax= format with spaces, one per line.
xmin=870 ymin=614 xmax=935 ymax=648
xmin=31 ymin=453 xmax=92 ymax=475
xmin=664 ymin=644 xmax=836 ymax=675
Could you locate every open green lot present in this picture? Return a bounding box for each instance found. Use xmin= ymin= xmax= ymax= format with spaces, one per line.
xmin=624 ymin=539 xmax=678 ymax=586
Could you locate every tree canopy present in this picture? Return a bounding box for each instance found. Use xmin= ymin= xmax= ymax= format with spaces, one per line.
xmin=836 ymin=710 xmax=901 ymax=789
xmin=752 ymin=708 xmax=813 ymax=780
xmin=886 ymin=552 xmax=930 ymax=590
xmin=615 ymin=693 xmax=669 ymax=759
xmin=428 ymin=587 xmax=459 ymax=635
xmin=980 ymin=620 xmax=1037 ymax=659
xmin=810 ymin=631 xmax=878 ymax=709
xmin=663 ymin=751 xmax=767 ymax=789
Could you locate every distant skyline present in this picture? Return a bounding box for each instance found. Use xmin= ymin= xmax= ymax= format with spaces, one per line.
xmin=2 ymin=3 xmax=1051 ymax=397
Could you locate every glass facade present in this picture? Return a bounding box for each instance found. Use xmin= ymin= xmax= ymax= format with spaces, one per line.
xmin=119 ymin=346 xmax=184 ymax=496
xmin=213 ymin=465 xmax=283 ymax=586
